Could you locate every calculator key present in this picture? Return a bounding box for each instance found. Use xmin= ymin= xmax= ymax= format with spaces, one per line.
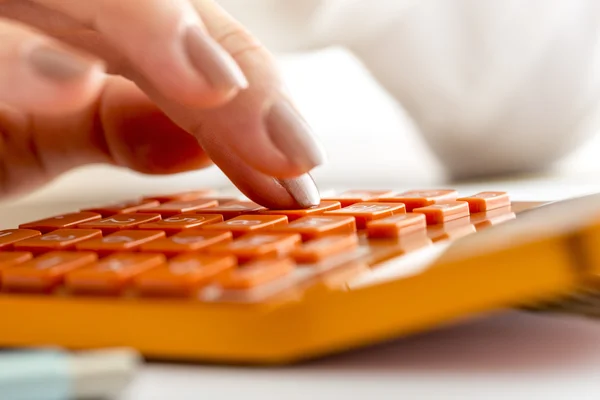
xmin=0 ymin=252 xmax=33 ymax=272
xmin=324 ymin=202 xmax=406 ymax=229
xmin=378 ymin=190 xmax=458 ymax=211
xmin=76 ymin=230 xmax=165 ymax=255
xmin=457 ymin=192 xmax=510 ymax=213
xmin=65 ymin=253 xmax=166 ymax=295
xmin=208 ymin=233 xmax=301 ymax=261
xmin=366 ymin=213 xmax=427 ymax=238
xmin=81 ymin=199 xmax=160 ymax=217
xmin=2 ymin=251 xmax=97 ymax=292
xmin=134 ymin=254 xmax=237 ymax=296
xmin=291 ymin=235 xmax=359 ymax=263
xmin=427 ymin=218 xmax=476 ymax=242
xmin=323 ymin=190 xmax=395 ymax=207
xmin=77 ymin=213 xmax=161 ymax=233
xmin=413 ymin=201 xmax=470 ymax=224
xmin=202 ymin=215 xmax=288 ymax=237
xmin=137 ymin=199 xmax=218 ymax=217
xmin=143 ymin=189 xmax=216 ymax=202
xmin=19 ymin=212 xmax=102 ymax=233
xmin=13 ymin=229 xmax=102 ymax=254
xmin=0 ymin=229 xmax=41 ymax=250
xmin=470 ymin=207 xmax=516 ymax=230
xmin=197 ymin=201 xmax=265 ymax=219
xmin=218 ymin=258 xmax=295 ymax=290
xmin=139 ymin=231 xmax=232 ymax=256
xmin=137 ymin=213 xmax=224 ymax=233
xmin=257 ymin=201 xmax=342 ymax=221
xmin=274 ymin=216 xmax=356 ymax=241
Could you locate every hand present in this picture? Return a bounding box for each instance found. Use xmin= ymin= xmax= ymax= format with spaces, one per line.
xmin=0 ymin=0 xmax=326 ymax=208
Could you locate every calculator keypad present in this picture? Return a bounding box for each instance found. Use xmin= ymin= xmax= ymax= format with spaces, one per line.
xmin=0 ymin=188 xmax=516 ymax=302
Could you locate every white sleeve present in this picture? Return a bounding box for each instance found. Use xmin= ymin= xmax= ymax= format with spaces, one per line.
xmin=319 ymin=0 xmax=600 ymax=179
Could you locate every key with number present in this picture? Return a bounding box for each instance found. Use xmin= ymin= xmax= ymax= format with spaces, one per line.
xmin=65 ymin=253 xmax=166 ymax=295
xmin=76 ymin=230 xmax=165 ymax=255
xmin=0 ymin=229 xmax=41 ymax=250
xmin=324 ymin=202 xmax=406 ymax=228
xmin=137 ymin=213 xmax=223 ymax=233
xmin=202 ymin=215 xmax=288 ymax=237
xmin=139 ymin=231 xmax=232 ymax=256
xmin=323 ymin=190 xmax=395 ymax=207
xmin=81 ymin=199 xmax=160 ymax=217
xmin=457 ymin=192 xmax=510 ymax=213
xmin=20 ymin=212 xmax=101 ymax=233
xmin=413 ymin=201 xmax=470 ymax=224
xmin=137 ymin=199 xmax=218 ymax=217
xmin=378 ymin=190 xmax=458 ymax=211
xmin=257 ymin=201 xmax=342 ymax=221
xmin=208 ymin=233 xmax=301 ymax=261
xmin=218 ymin=258 xmax=296 ymax=289
xmin=14 ymin=229 xmax=102 ymax=254
xmin=291 ymin=235 xmax=359 ymax=263
xmin=77 ymin=213 xmax=161 ymax=233
xmin=196 ymin=201 xmax=265 ymax=219
xmin=134 ymin=254 xmax=237 ymax=296
xmin=1 ymin=251 xmax=97 ymax=292
xmin=366 ymin=213 xmax=427 ymax=238
xmin=273 ymin=216 xmax=356 ymax=241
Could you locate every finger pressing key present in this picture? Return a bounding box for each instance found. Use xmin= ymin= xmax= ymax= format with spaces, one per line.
xmin=2 ymin=251 xmax=97 ymax=292
xmin=134 ymin=254 xmax=237 ymax=296
xmin=65 ymin=253 xmax=166 ymax=295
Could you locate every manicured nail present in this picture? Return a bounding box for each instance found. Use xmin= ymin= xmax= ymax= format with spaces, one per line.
xmin=266 ymin=99 xmax=327 ymax=171
xmin=27 ymin=44 xmax=94 ymax=82
xmin=276 ymin=174 xmax=320 ymax=208
xmin=184 ymin=25 xmax=248 ymax=91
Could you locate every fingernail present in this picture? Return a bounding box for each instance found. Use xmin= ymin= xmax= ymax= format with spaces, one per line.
xmin=266 ymin=99 xmax=327 ymax=171
xmin=276 ymin=174 xmax=321 ymax=208
xmin=184 ymin=25 xmax=248 ymax=91
xmin=27 ymin=44 xmax=94 ymax=82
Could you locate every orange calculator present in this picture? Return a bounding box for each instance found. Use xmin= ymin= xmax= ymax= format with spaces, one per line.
xmin=0 ymin=188 xmax=599 ymax=364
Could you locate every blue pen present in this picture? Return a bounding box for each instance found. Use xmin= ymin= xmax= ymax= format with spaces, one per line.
xmin=0 ymin=348 xmax=140 ymax=400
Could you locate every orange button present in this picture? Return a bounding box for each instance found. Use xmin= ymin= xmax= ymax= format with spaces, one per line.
xmin=139 ymin=231 xmax=232 ymax=256
xmin=470 ymin=206 xmax=516 ymax=231
xmin=427 ymin=217 xmax=476 ymax=242
xmin=196 ymin=201 xmax=265 ymax=219
xmin=273 ymin=216 xmax=356 ymax=241
xmin=2 ymin=251 xmax=97 ymax=292
xmin=137 ymin=199 xmax=218 ymax=217
xmin=202 ymin=215 xmax=288 ymax=237
xmin=65 ymin=253 xmax=166 ymax=295
xmin=14 ymin=229 xmax=102 ymax=254
xmin=457 ymin=191 xmax=510 ymax=213
xmin=143 ymin=189 xmax=216 ymax=202
xmin=19 ymin=212 xmax=102 ymax=233
xmin=324 ymin=202 xmax=406 ymax=229
xmin=208 ymin=233 xmax=301 ymax=261
xmin=134 ymin=254 xmax=237 ymax=296
xmin=366 ymin=213 xmax=427 ymax=238
xmin=218 ymin=258 xmax=295 ymax=289
xmin=76 ymin=230 xmax=165 ymax=255
xmin=137 ymin=213 xmax=223 ymax=233
xmin=378 ymin=190 xmax=458 ymax=211
xmin=257 ymin=201 xmax=342 ymax=221
xmin=323 ymin=190 xmax=395 ymax=207
xmin=77 ymin=213 xmax=161 ymax=233
xmin=413 ymin=201 xmax=470 ymax=224
xmin=0 ymin=252 xmax=33 ymax=272
xmin=291 ymin=235 xmax=359 ymax=263
xmin=0 ymin=229 xmax=41 ymax=250
xmin=81 ymin=199 xmax=160 ymax=217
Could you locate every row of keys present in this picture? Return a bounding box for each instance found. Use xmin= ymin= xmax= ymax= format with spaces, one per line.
xmin=0 ymin=250 xmax=295 ymax=294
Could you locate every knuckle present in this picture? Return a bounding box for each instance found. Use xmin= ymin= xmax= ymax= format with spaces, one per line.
xmin=215 ymin=26 xmax=265 ymax=61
